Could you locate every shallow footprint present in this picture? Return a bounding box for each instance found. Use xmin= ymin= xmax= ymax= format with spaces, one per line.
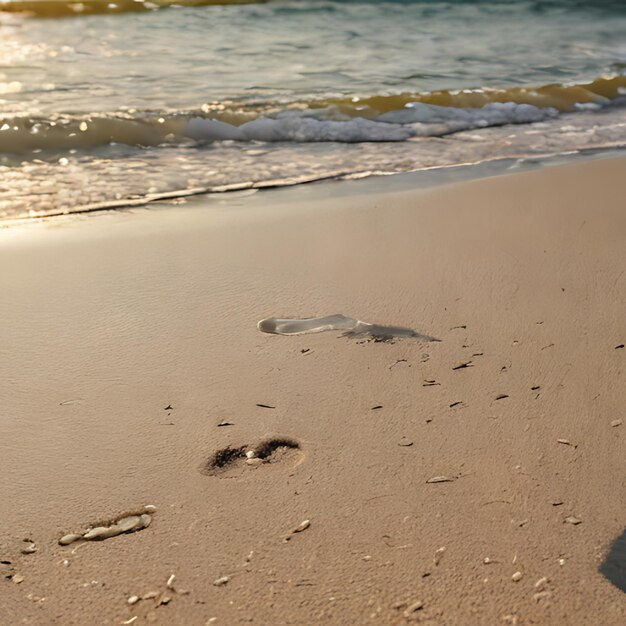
xmin=258 ymin=314 xmax=439 ymax=342
xmin=201 ymin=436 xmax=302 ymax=477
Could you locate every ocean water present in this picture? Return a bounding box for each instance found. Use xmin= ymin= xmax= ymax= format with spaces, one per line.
xmin=1 ymin=0 xmax=625 ymax=218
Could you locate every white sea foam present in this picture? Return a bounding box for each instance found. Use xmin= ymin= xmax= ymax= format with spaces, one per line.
xmin=184 ymin=102 xmax=560 ymax=144
xmin=184 ymin=114 xmax=413 ymax=143
xmin=380 ymin=102 xmax=559 ymax=136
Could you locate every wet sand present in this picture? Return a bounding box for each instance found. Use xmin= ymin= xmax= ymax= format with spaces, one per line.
xmin=0 ymin=157 xmax=625 ymax=624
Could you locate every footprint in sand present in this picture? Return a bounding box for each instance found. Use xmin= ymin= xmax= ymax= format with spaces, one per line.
xmin=257 ymin=314 xmax=439 ymax=343
xmin=201 ymin=436 xmax=303 ymax=477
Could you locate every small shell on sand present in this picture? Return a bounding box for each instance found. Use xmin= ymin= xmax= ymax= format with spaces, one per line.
xmin=213 ymin=576 xmax=230 ymax=586
xmin=293 ymin=520 xmax=311 ymax=533
xmin=59 ymin=533 xmax=82 ymax=546
xmin=434 ymin=546 xmax=446 ymax=566
xmin=144 ymin=505 xmax=157 ymax=513
xmin=511 ymin=571 xmax=523 ymax=582
xmin=21 ymin=543 xmax=37 ymax=554
xmin=611 ymin=419 xmax=622 ymax=427
xmin=166 ymin=574 xmax=176 ymax=589
xmin=533 ymin=591 xmax=552 ymax=602
xmin=245 ymin=450 xmax=256 ymax=459
xmin=12 ymin=574 xmax=25 ymax=584
xmin=128 ymin=595 xmax=140 ymax=605
xmin=564 ymin=516 xmax=582 ymax=525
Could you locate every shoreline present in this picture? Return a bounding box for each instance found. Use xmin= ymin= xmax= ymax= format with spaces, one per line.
xmin=3 ymin=116 xmax=626 ymax=223
xmin=1 ymin=157 xmax=625 ymax=624
xmin=1 ymin=146 xmax=624 ymax=226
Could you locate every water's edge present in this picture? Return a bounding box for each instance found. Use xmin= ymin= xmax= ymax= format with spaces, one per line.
xmin=3 ymin=146 xmax=624 ymax=226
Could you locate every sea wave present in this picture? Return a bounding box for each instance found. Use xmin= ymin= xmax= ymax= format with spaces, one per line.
xmin=0 ymin=75 xmax=624 ymax=154
xmin=318 ymin=75 xmax=626 ymax=113
xmin=2 ymin=103 xmax=626 ymax=221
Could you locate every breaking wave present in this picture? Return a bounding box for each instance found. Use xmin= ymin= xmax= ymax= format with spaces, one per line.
xmin=1 ymin=75 xmax=624 ymax=154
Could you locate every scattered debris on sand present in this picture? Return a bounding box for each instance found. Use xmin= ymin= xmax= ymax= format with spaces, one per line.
xmin=434 ymin=546 xmax=446 ymax=566
xmin=20 ymin=541 xmax=37 ymax=554
xmin=284 ymin=519 xmax=311 ymax=542
xmin=125 ymin=573 xmax=190 ymax=610
xmin=452 ymin=360 xmax=473 ymax=370
xmin=557 ymin=438 xmax=575 ymax=447
xmin=427 ymin=476 xmax=454 ymax=484
xmin=293 ymin=519 xmax=311 ymax=533
xmin=403 ymin=600 xmax=424 ymax=617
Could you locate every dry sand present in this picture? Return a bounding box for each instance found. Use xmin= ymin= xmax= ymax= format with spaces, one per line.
xmin=0 ymin=157 xmax=625 ymax=625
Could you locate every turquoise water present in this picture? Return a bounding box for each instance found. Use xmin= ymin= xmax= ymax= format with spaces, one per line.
xmin=1 ymin=0 xmax=625 ymax=217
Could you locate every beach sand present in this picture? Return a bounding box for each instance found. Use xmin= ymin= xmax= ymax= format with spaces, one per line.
xmin=0 ymin=157 xmax=624 ymax=625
